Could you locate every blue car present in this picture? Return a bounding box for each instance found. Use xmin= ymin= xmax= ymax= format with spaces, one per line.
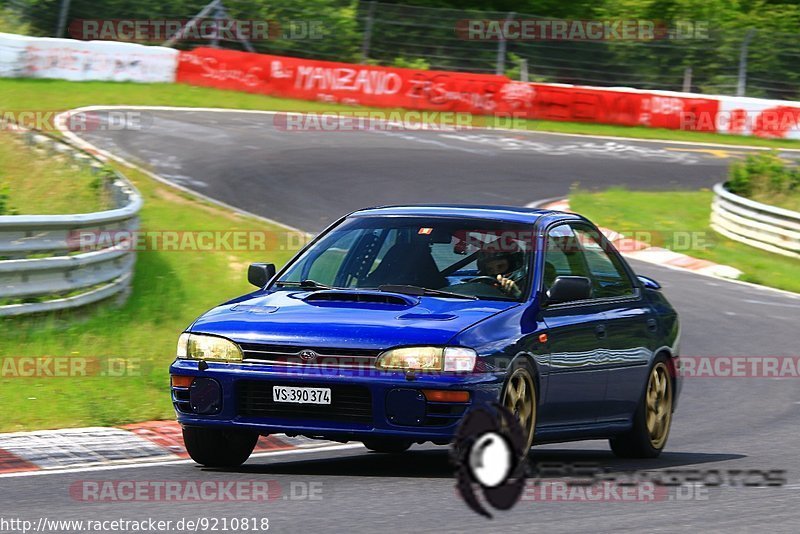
xmin=170 ymin=206 xmax=680 ymax=466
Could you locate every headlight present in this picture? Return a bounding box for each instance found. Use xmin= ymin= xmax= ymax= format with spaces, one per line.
xmin=176 ymin=333 xmax=242 ymax=363
xmin=375 ymin=346 xmax=476 ymax=372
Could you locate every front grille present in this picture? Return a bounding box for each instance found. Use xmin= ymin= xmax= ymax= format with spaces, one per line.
xmin=238 ymin=380 xmax=373 ymax=424
xmin=239 ymin=343 xmax=381 ymax=368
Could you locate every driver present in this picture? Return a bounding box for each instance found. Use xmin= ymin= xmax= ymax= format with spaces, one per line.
xmin=476 ymin=248 xmax=525 ymax=298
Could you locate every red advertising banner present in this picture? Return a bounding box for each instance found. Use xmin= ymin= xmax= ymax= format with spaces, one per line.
xmin=522 ymin=86 xmax=719 ymax=132
xmin=176 ymin=47 xmax=721 ymax=133
xmin=177 ymin=47 xmax=509 ymax=114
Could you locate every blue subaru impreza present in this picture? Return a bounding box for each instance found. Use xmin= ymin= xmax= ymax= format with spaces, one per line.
xmin=170 ymin=206 xmax=680 ymax=466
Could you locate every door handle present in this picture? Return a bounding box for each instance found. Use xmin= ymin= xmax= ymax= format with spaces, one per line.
xmin=595 ymin=324 xmax=607 ymax=339
xmin=646 ymin=318 xmax=658 ymax=333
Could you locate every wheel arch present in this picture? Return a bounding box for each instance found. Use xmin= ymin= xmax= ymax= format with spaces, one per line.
xmin=504 ymin=351 xmax=542 ymax=404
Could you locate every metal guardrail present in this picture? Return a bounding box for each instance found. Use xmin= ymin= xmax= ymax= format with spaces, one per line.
xmin=0 ymin=131 xmax=142 ymax=316
xmin=710 ymin=182 xmax=800 ymax=260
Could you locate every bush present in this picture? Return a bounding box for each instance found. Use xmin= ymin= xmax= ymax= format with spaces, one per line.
xmin=0 ymin=185 xmax=8 ymax=216
xmin=727 ymin=151 xmax=800 ymax=201
xmin=391 ymin=57 xmax=430 ymax=70
xmin=0 ymin=7 xmax=30 ymax=35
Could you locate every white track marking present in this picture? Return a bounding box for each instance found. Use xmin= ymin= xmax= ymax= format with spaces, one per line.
xmin=58 ymin=105 xmax=800 ymax=152
xmin=56 ymin=108 xmax=311 ymax=237
xmin=0 ymin=443 xmax=365 ymax=479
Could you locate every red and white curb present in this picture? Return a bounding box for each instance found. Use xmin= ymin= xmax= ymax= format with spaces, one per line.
xmin=541 ymin=199 xmax=743 ymax=279
xmin=0 ymin=421 xmax=331 ymax=475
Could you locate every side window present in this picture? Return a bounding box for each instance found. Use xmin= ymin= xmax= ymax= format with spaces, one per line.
xmin=572 ymin=226 xmax=635 ymax=298
xmin=543 ymin=224 xmax=590 ymax=290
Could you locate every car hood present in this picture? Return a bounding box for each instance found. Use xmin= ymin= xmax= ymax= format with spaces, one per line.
xmin=189 ymin=289 xmax=519 ymax=349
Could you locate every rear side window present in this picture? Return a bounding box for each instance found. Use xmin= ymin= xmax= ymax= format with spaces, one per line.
xmin=572 ymin=226 xmax=635 ymax=298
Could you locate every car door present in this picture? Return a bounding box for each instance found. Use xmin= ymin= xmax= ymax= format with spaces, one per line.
xmin=570 ymin=225 xmax=654 ymax=423
xmin=537 ymin=224 xmax=609 ymax=428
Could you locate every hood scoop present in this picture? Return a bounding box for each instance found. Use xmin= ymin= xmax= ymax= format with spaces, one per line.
xmin=303 ymin=290 xmax=417 ymax=307
xmin=397 ymin=312 xmax=457 ymax=321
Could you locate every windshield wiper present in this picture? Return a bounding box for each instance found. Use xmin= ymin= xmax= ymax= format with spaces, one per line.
xmin=378 ymin=284 xmax=478 ymax=300
xmin=275 ymin=279 xmax=334 ymax=290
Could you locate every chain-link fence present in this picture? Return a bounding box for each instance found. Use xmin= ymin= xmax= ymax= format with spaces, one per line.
xmin=354 ymin=2 xmax=800 ymax=100
xmin=3 ymin=0 xmax=799 ymax=99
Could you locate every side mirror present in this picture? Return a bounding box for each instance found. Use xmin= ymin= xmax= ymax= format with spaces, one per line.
xmin=248 ymin=263 xmax=276 ymax=288
xmin=637 ymin=275 xmax=661 ymax=290
xmin=546 ymin=276 xmax=592 ymax=304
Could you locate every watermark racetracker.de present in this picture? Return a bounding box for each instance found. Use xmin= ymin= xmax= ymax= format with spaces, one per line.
xmin=0 ymin=110 xmax=152 ymax=132
xmin=272 ymin=111 xmax=530 ymax=132
xmin=69 ymin=479 xmax=322 ymax=502
xmin=456 ymin=19 xmax=709 ymax=41
xmin=66 ymin=228 xmax=714 ymax=254
xmin=0 ymin=357 xmax=141 ymax=378
xmin=68 ymin=18 xmax=325 ymax=42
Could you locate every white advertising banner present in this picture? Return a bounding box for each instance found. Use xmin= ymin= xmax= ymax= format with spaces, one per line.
xmin=0 ymin=32 xmax=33 ymax=77
xmin=0 ymin=33 xmax=179 ymax=83
xmin=715 ymin=95 xmax=800 ymax=140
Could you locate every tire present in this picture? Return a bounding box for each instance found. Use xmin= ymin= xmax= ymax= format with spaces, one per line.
xmin=363 ymin=439 xmax=411 ymax=454
xmin=500 ymin=360 xmax=537 ymax=452
xmin=183 ymin=426 xmax=259 ymax=467
xmin=610 ymin=356 xmax=674 ymax=459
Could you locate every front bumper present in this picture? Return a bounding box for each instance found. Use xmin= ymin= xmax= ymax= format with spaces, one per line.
xmin=169 ymin=359 xmax=504 ymax=443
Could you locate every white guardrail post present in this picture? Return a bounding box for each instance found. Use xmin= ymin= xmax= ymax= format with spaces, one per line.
xmin=710 ymin=182 xmax=800 ymax=259
xmin=0 ymin=130 xmax=142 ymax=316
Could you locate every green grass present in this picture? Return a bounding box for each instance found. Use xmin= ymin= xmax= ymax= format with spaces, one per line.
xmin=750 ymin=190 xmax=800 ymax=212
xmin=0 ymin=166 xmax=302 ymax=432
xmin=0 ymin=131 xmax=109 ymax=215
xmin=570 ymin=188 xmax=800 ymax=294
xmin=2 ymin=78 xmax=800 ymax=149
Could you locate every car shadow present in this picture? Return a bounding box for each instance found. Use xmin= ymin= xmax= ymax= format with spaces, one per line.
xmin=204 ymin=446 xmax=746 ymax=479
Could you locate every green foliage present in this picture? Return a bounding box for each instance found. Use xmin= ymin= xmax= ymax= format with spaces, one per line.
xmin=728 ymin=151 xmax=800 ymax=211
xmin=391 ymin=56 xmax=430 ymax=70
xmin=595 ymin=0 xmax=800 ymax=98
xmin=0 ymin=6 xmax=30 ymax=34
xmin=6 ymin=0 xmax=800 ymax=97
xmin=0 ymin=184 xmax=9 ymax=216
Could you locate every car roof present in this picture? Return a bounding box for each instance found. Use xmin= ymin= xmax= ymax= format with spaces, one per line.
xmin=349 ymin=204 xmax=585 ymax=226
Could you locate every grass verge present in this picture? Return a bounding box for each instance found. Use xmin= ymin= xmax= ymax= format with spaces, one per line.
xmin=0 ymin=131 xmax=109 ymax=215
xmin=2 ymin=78 xmax=800 ymax=149
xmin=570 ymin=188 xmax=800 ymax=294
xmin=0 ymin=162 xmax=302 ymax=432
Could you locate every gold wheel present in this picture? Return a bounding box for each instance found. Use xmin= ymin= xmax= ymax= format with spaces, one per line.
xmin=645 ymin=362 xmax=673 ymax=449
xmin=502 ymin=366 xmax=536 ymax=450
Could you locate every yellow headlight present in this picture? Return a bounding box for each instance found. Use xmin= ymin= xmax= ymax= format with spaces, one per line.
xmin=177 ymin=333 xmax=242 ymax=362
xmin=376 ymin=347 xmax=444 ymax=371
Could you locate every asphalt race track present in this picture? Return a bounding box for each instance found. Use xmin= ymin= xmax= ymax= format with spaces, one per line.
xmin=79 ymin=108 xmax=755 ymax=231
xmin=6 ymin=109 xmax=799 ymax=532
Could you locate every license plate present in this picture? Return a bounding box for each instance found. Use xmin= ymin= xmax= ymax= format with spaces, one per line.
xmin=272 ymin=386 xmax=331 ymax=405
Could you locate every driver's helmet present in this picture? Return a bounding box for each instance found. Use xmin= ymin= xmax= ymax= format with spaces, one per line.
xmin=476 ymin=246 xmax=524 ymax=276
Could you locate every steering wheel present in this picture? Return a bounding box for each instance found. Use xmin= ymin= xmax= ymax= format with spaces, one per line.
xmin=467 ymin=276 xmax=501 ymax=287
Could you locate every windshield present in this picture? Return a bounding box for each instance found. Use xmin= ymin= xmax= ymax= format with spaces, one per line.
xmin=276 ymin=216 xmax=535 ymax=301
